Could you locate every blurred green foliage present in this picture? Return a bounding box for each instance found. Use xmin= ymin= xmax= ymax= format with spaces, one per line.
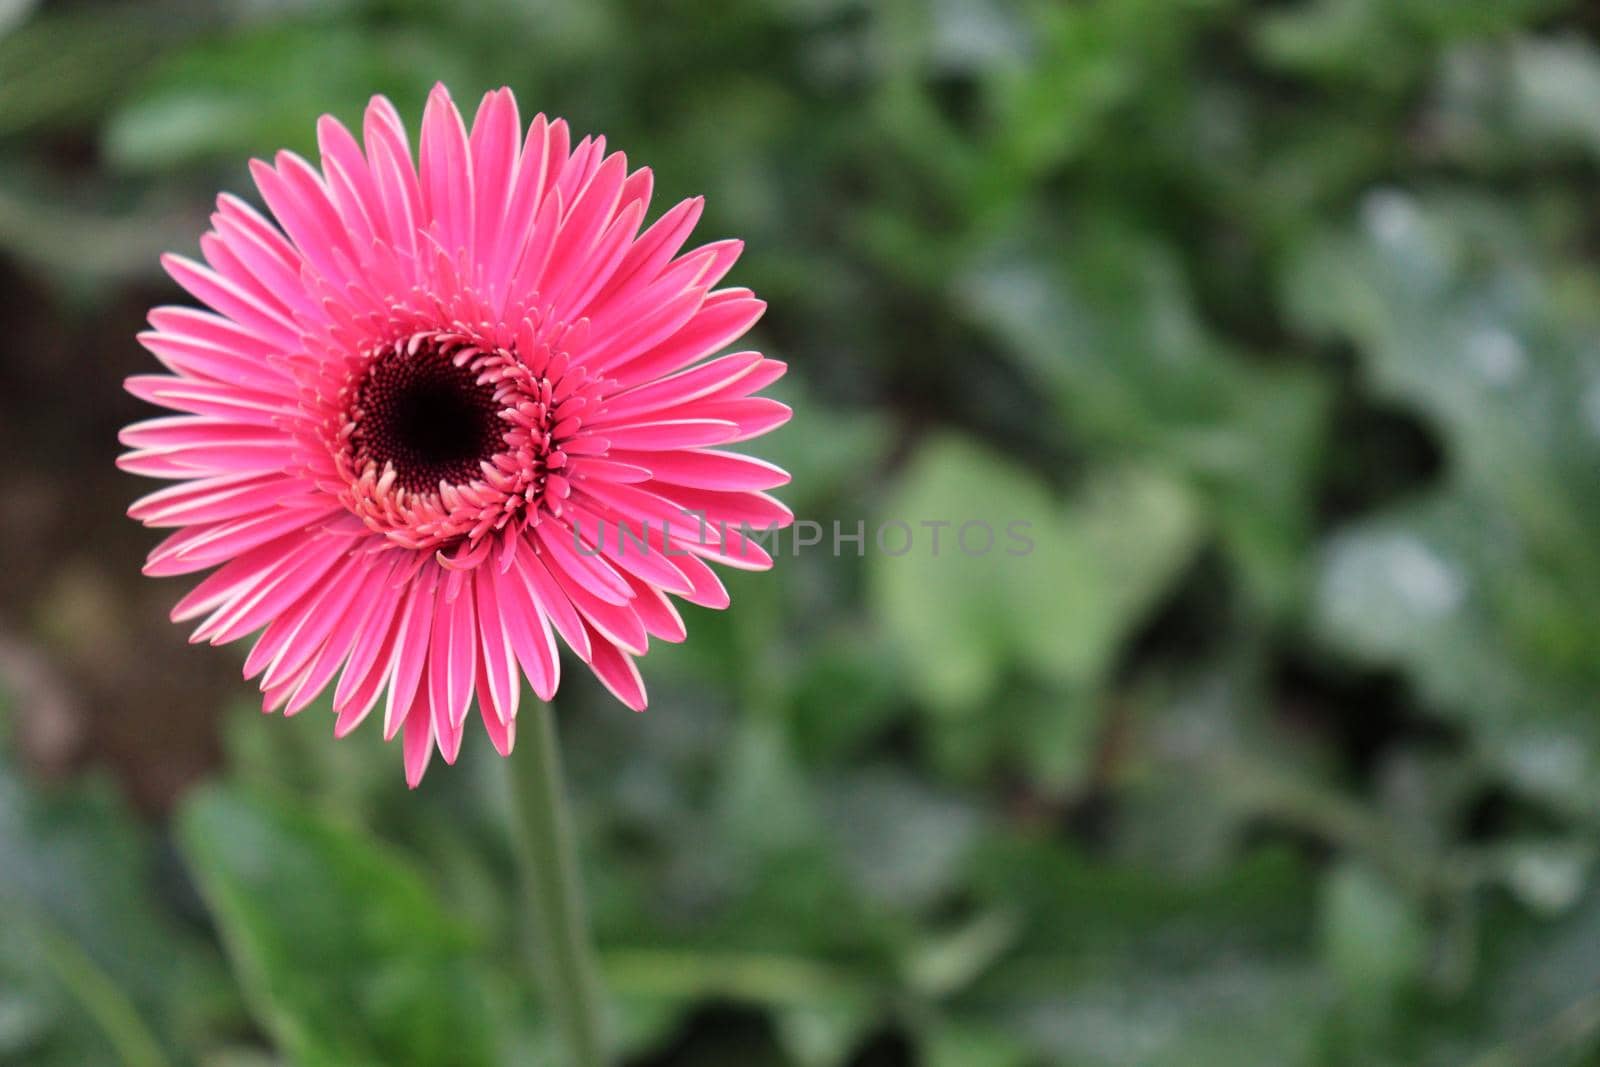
xmin=3 ymin=0 xmax=1600 ymax=1064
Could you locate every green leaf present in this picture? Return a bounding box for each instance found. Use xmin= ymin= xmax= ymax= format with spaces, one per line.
xmin=773 ymin=994 xmax=876 ymax=1067
xmin=1320 ymin=862 xmax=1427 ymax=1019
xmin=822 ymin=769 xmax=982 ymax=914
xmin=1449 ymin=884 xmax=1600 ymax=1066
xmin=960 ymin=221 xmax=1327 ymax=611
xmin=719 ymin=716 xmax=820 ymax=857
xmin=178 ymin=786 xmax=498 ymax=1067
xmin=920 ymin=1018 xmax=1031 ymax=1067
xmin=0 ymin=0 xmax=38 ymax=41
xmin=1253 ymin=0 xmax=1434 ymax=90
xmin=968 ymin=840 xmax=1328 ymax=1067
xmin=102 ymin=23 xmax=468 ymax=173
xmin=0 ymin=6 xmax=192 ymax=137
xmin=785 ymin=628 xmax=905 ymax=766
xmin=1507 ymin=37 xmax=1600 ymax=158
xmin=1289 ymin=192 xmax=1600 ymax=811
xmin=871 ymin=434 xmax=1202 ymax=715
xmin=0 ymin=692 xmax=225 ymax=1067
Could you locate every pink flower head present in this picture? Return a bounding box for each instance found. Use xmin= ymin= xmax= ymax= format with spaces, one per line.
xmin=120 ymin=85 xmax=793 ymax=785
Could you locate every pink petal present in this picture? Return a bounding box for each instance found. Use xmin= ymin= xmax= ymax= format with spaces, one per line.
xmin=607 ymin=449 xmax=790 ymax=492
xmin=420 ymin=83 xmax=475 ymax=258
xmin=511 ymin=537 xmax=592 ymax=663
xmin=589 ymin=418 xmax=740 ymax=451
xmin=476 ymin=655 xmax=516 ymax=756
xmin=161 ymin=254 xmax=301 ymax=348
xmin=584 ymin=626 xmax=647 ymax=711
xmin=473 ymin=559 xmax=523 ymax=721
xmin=492 ymin=548 xmax=560 ymax=700
xmin=592 ymin=352 xmax=764 ymax=425
xmin=382 ymin=564 xmax=438 ymax=740
xmin=469 ymin=88 xmax=521 ymax=274
xmin=533 ymin=520 xmax=633 ymax=605
xmin=609 ymin=290 xmax=766 ymax=386
xmin=427 ymin=573 xmax=477 ymax=733
xmin=401 ymin=665 xmax=435 ymax=788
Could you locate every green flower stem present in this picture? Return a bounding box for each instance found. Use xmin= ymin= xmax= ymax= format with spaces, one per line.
xmin=505 ymin=702 xmax=609 ymax=1067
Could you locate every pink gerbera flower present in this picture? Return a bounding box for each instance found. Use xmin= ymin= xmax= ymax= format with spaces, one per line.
xmin=120 ymin=85 xmax=792 ymax=785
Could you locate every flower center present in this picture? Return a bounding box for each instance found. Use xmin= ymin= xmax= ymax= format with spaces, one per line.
xmin=350 ymin=344 xmax=503 ymax=494
xmin=328 ymin=321 xmax=601 ymax=557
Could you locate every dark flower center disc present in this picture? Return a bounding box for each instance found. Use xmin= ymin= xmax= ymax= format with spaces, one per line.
xmin=350 ymin=346 xmax=503 ymax=494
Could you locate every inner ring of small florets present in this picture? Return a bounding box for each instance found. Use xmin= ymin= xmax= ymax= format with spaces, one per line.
xmin=350 ymin=345 xmax=503 ymax=494
xmin=332 ymin=327 xmax=582 ymax=556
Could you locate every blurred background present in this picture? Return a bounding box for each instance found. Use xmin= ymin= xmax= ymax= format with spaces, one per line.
xmin=3 ymin=0 xmax=1600 ymax=1064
